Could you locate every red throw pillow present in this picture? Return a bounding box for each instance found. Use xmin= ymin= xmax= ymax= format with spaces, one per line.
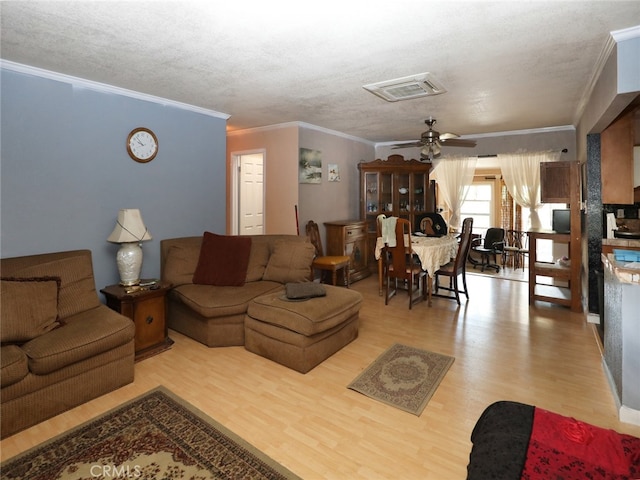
xmin=192 ymin=232 xmax=252 ymax=286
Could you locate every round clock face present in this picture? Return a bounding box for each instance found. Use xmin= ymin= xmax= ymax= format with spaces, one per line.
xmin=127 ymin=128 xmax=158 ymax=163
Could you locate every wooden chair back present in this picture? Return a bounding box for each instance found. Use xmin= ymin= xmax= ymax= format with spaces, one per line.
xmin=455 ymin=217 xmax=474 ymax=273
xmin=386 ymin=218 xmax=414 ymax=280
xmin=305 ymin=220 xmax=324 ymax=257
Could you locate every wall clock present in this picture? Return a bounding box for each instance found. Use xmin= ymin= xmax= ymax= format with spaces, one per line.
xmin=127 ymin=127 xmax=158 ymax=163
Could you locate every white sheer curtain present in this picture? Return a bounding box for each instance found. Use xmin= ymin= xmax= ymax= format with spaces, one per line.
xmin=498 ymin=150 xmax=561 ymax=229
xmin=431 ymin=155 xmax=477 ymax=231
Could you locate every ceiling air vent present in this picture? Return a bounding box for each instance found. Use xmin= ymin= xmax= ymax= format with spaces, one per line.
xmin=363 ymin=73 xmax=446 ymax=102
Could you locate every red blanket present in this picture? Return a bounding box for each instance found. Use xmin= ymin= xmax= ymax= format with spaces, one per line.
xmin=521 ymin=407 xmax=640 ymax=480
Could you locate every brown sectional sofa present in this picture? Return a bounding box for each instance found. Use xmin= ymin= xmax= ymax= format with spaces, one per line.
xmin=160 ymin=234 xmax=315 ymax=347
xmin=161 ymin=234 xmax=363 ymax=373
xmin=1 ymin=250 xmax=136 ymax=437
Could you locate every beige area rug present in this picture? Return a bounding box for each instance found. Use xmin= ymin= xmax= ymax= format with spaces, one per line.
xmin=1 ymin=386 xmax=300 ymax=480
xmin=348 ymin=344 xmax=455 ymax=416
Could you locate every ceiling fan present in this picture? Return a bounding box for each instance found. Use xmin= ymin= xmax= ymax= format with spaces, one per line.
xmin=392 ymin=117 xmax=477 ymax=161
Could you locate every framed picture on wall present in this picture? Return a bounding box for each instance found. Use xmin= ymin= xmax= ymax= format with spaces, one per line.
xmin=299 ymin=148 xmax=322 ymax=184
xmin=328 ymin=164 xmax=340 ymax=182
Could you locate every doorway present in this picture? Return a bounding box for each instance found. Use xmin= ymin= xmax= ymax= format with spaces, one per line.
xmin=230 ymin=151 xmax=265 ymax=235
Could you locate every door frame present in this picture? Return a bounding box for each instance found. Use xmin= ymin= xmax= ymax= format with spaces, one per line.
xmin=230 ymin=149 xmax=266 ymax=235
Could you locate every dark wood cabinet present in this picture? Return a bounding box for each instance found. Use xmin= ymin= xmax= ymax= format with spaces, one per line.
xmin=358 ymin=155 xmax=434 ymax=268
xmin=601 ymin=109 xmax=635 ymax=204
xmin=540 ymin=161 xmax=571 ymax=203
xmin=324 ymin=220 xmax=370 ymax=283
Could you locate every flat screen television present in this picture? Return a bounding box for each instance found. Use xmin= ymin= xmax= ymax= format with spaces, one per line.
xmin=552 ymin=209 xmax=571 ymax=233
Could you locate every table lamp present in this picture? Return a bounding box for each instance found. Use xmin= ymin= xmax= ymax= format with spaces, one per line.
xmin=107 ymin=209 xmax=152 ymax=286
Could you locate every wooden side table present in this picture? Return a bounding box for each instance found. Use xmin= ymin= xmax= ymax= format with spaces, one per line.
xmin=324 ymin=220 xmax=370 ymax=283
xmin=100 ymin=281 xmax=173 ymax=361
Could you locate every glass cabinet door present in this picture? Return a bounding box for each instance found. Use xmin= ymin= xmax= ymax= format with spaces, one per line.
xmin=364 ymin=172 xmax=378 ymax=216
xmin=380 ymin=173 xmax=393 ymax=215
xmin=412 ymin=173 xmax=427 ymax=213
xmin=364 ymin=172 xmax=394 ymax=233
xmin=397 ymin=173 xmax=410 ymax=221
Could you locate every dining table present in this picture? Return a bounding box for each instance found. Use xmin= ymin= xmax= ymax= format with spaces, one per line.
xmin=374 ymin=234 xmax=459 ymax=306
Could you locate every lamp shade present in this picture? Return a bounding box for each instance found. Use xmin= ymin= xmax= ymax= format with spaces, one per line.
xmin=107 ymin=209 xmax=152 ymax=243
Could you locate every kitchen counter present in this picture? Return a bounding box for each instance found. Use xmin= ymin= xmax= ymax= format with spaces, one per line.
xmin=601 ymin=253 xmax=640 ymax=284
xmin=602 ymin=238 xmax=640 ymax=249
xmin=601 ymin=253 xmax=640 ymax=426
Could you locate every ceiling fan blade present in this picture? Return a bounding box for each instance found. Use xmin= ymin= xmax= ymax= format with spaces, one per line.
xmin=439 ymin=132 xmax=460 ymax=140
xmin=391 ymin=141 xmax=424 ymax=149
xmin=440 ymin=138 xmax=477 ymax=148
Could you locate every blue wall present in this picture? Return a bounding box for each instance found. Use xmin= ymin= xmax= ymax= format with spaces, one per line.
xmin=1 ymin=66 xmax=227 ymax=294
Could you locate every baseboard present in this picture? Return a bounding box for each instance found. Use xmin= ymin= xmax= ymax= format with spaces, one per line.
xmin=602 ymin=357 xmax=640 ymax=426
xmin=586 ymin=312 xmax=600 ymax=324
xmin=620 ymin=405 xmax=640 ymax=427
xmin=602 ymin=358 xmax=621 ymax=410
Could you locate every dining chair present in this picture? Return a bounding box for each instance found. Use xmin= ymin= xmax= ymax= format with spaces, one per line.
xmin=305 ymin=220 xmax=351 ymax=287
xmin=471 ymin=227 xmax=505 ymax=272
xmin=433 ymin=217 xmax=474 ymax=305
xmin=503 ymin=230 xmax=528 ymax=270
xmin=376 ymin=214 xmax=389 ymax=293
xmin=384 ymin=218 xmax=427 ymax=309
xmin=517 ymin=232 xmax=529 ymax=271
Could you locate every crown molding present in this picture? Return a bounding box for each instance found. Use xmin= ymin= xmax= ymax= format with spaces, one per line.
xmin=611 ymin=25 xmax=640 ymax=42
xmin=573 ymin=33 xmax=617 ymax=126
xmin=228 ymin=121 xmax=375 ymax=145
xmin=226 ymin=121 xmax=299 ymax=136
xmin=462 ymin=124 xmax=575 ymax=139
xmin=375 ymin=125 xmax=575 ymax=147
xmin=573 ymin=26 xmax=640 ymax=125
xmin=0 ymin=60 xmax=230 ymax=120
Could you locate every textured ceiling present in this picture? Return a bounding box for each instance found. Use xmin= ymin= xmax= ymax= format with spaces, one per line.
xmin=2 ymin=1 xmax=640 ymax=144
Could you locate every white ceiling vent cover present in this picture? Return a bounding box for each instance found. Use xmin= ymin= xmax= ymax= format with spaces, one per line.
xmin=363 ymin=73 xmax=446 ymax=102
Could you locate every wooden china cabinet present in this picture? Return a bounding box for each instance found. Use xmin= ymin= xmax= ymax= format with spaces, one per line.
xmin=358 ymin=154 xmax=435 ymax=269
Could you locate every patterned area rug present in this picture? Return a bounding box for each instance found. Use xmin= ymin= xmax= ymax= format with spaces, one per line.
xmin=0 ymin=387 xmax=300 ymax=480
xmin=348 ymin=344 xmax=455 ymax=416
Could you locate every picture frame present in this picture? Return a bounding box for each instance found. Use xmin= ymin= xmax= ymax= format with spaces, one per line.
xmin=299 ymin=148 xmax=322 ymax=184
xmin=328 ymin=164 xmax=340 ymax=182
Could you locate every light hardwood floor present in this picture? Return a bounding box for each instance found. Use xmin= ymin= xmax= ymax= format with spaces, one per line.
xmin=2 ymin=273 xmax=639 ymax=479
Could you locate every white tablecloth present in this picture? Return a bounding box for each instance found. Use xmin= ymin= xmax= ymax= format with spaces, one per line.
xmin=375 ymin=235 xmax=459 ymax=278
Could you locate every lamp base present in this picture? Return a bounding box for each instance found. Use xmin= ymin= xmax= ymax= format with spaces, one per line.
xmin=116 ymin=242 xmax=143 ymax=286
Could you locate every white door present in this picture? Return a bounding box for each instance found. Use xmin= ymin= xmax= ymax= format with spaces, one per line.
xmin=234 ymin=152 xmax=264 ymax=235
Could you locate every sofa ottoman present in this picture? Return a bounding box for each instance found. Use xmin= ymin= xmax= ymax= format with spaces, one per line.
xmin=244 ymin=285 xmax=362 ymax=373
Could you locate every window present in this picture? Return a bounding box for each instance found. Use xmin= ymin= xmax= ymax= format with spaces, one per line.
xmin=460 ymin=183 xmax=493 ymax=237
